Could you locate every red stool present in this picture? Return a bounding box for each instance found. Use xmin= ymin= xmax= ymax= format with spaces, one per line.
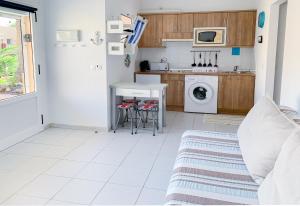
xmin=123 ymin=99 xmax=141 ymax=123
xmin=144 ymin=100 xmax=159 ymax=105
xmin=135 ymin=104 xmax=159 ymax=136
xmin=114 ymin=103 xmax=134 ymax=134
xmin=144 ymin=100 xmax=159 ymax=123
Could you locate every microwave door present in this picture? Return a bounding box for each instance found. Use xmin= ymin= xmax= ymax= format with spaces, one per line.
xmin=198 ymin=31 xmax=217 ymax=43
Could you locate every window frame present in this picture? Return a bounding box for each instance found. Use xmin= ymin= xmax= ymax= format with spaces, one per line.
xmin=0 ymin=8 xmax=38 ymax=103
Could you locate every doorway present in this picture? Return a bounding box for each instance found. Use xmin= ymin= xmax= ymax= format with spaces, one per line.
xmin=273 ymin=2 xmax=288 ymax=104
xmin=265 ymin=0 xmax=288 ymax=105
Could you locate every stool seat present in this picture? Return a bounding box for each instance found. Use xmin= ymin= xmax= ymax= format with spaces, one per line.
xmin=144 ymin=100 xmax=159 ymax=105
xmin=138 ymin=104 xmax=157 ymax=111
xmin=117 ymin=103 xmax=134 ymax=109
xmin=123 ymin=99 xmax=141 ymax=104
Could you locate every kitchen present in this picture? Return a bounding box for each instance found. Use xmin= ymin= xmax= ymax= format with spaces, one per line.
xmin=135 ymin=10 xmax=256 ymax=115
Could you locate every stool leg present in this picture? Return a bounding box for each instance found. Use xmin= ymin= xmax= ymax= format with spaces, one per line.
xmin=129 ymin=108 xmax=134 ymax=135
xmin=135 ymin=110 xmax=143 ymax=134
xmin=114 ymin=108 xmax=121 ymax=133
xmin=152 ymin=110 xmax=156 ymax=136
xmin=156 ymin=108 xmax=159 ymax=130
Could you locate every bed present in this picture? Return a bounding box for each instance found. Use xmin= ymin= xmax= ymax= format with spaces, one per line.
xmin=166 ymin=130 xmax=259 ymax=205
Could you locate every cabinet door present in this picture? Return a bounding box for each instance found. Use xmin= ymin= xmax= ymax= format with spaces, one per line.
xmin=207 ymin=12 xmax=228 ymax=27
xmin=194 ymin=13 xmax=209 ymax=27
xmin=178 ymin=13 xmax=194 ymax=33
xmin=161 ymin=74 xmax=185 ymax=111
xmin=227 ymin=11 xmax=257 ymax=47
xmin=232 ymin=76 xmax=255 ymax=113
xmin=163 ymin=14 xmax=178 ymax=34
xmin=237 ymin=11 xmax=257 ymax=46
xmin=194 ymin=12 xmax=228 ymax=27
xmin=139 ymin=15 xmax=163 ymax=48
xmin=218 ymin=75 xmax=234 ymax=113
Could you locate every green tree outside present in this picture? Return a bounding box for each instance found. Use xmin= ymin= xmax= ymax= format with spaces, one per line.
xmin=0 ymin=46 xmax=19 ymax=87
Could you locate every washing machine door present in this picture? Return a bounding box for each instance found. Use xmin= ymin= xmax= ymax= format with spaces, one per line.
xmin=189 ymin=82 xmax=214 ymax=104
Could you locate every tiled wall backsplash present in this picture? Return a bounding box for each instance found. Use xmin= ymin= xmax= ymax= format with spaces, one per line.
xmin=138 ymin=42 xmax=255 ymax=71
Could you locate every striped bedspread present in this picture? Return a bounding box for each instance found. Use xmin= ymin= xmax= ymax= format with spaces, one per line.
xmin=166 ymin=131 xmax=259 ymax=205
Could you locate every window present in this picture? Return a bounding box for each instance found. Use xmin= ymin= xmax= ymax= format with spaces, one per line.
xmin=0 ymin=10 xmax=35 ymax=101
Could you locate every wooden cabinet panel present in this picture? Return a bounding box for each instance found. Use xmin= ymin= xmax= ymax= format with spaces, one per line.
xmin=218 ymin=75 xmax=234 ymax=113
xmin=139 ymin=14 xmax=163 ymax=48
xmin=161 ymin=74 xmax=184 ymax=111
xmin=178 ymin=13 xmax=194 ymax=33
xmin=194 ymin=12 xmax=228 ymax=27
xmin=232 ymin=76 xmax=255 ymax=113
xmin=227 ymin=11 xmax=257 ymax=47
xmin=218 ymin=75 xmax=255 ymax=115
xmin=163 ymin=14 xmax=178 ymax=34
xmin=193 ymin=13 xmax=209 ymax=27
xmin=164 ymin=32 xmax=193 ymax=39
xmin=207 ymin=12 xmax=228 ymax=27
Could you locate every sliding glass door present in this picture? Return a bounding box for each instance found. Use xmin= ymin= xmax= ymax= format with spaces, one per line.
xmin=0 ymin=10 xmax=35 ymax=101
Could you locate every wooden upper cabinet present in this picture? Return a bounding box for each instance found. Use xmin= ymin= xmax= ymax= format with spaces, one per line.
xmin=194 ymin=12 xmax=228 ymax=27
xmin=139 ymin=14 xmax=163 ymax=48
xmin=163 ymin=14 xmax=178 ymax=33
xmin=139 ymin=10 xmax=257 ymax=48
xmin=194 ymin=13 xmax=209 ymax=27
xmin=178 ymin=13 xmax=194 ymax=33
xmin=162 ymin=14 xmax=193 ymax=39
xmin=227 ymin=11 xmax=257 ymax=47
xmin=207 ymin=12 xmax=228 ymax=27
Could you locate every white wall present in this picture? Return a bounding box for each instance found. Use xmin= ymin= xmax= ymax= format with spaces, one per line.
xmin=140 ymin=0 xmax=258 ymax=12
xmin=0 ymin=0 xmax=48 ymax=150
xmin=140 ymin=43 xmax=255 ymax=71
xmin=106 ymin=0 xmax=141 ymax=84
xmin=280 ymin=0 xmax=300 ymax=111
xmin=254 ymin=1 xmax=272 ymax=102
xmin=44 ymin=0 xmax=109 ymax=129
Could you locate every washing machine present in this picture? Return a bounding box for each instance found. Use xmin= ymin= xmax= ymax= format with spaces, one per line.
xmin=185 ymin=75 xmax=219 ymax=114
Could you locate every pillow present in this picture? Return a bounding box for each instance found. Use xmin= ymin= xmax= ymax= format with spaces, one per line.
xmin=238 ymin=96 xmax=296 ymax=184
xmin=258 ymin=129 xmax=300 ymax=204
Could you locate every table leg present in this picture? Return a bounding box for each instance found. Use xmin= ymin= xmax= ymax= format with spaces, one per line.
xmin=158 ymin=90 xmax=163 ymax=133
xmin=111 ymin=88 xmax=117 ymax=131
xmin=163 ymin=88 xmax=167 ymax=127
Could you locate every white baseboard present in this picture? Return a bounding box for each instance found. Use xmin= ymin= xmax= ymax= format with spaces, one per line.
xmin=0 ymin=124 xmax=48 ymax=152
xmin=50 ymin=123 xmax=109 ymax=133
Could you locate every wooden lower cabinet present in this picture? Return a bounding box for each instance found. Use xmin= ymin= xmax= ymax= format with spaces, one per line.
xmin=218 ymin=75 xmax=255 ymax=115
xmin=161 ymin=74 xmax=185 ymax=112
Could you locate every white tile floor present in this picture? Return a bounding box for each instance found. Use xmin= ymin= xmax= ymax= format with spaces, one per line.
xmin=0 ymin=112 xmax=239 ymax=205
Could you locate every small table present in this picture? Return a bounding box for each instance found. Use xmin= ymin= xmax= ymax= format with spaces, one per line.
xmin=111 ymin=82 xmax=168 ymax=133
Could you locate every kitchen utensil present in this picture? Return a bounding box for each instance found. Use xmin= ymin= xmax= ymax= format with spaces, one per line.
xmin=192 ymin=52 xmax=197 ymax=67
xmin=203 ymin=52 xmax=207 ymax=67
xmin=198 ymin=53 xmax=203 ymax=67
xmin=214 ymin=52 xmax=218 ymax=67
xmin=208 ymin=52 xmax=213 ymax=67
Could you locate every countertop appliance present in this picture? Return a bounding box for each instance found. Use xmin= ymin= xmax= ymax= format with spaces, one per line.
xmin=193 ymin=27 xmax=227 ymax=47
xmin=150 ymin=62 xmax=169 ymax=71
xmin=185 ymin=75 xmax=219 ymax=114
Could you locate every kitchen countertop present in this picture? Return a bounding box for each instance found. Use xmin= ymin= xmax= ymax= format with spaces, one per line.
xmin=135 ymin=70 xmax=256 ymax=76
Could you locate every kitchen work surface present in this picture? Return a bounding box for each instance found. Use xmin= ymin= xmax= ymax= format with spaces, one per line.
xmin=0 ymin=112 xmax=239 ymax=205
xmin=111 ymin=82 xmax=168 ymax=133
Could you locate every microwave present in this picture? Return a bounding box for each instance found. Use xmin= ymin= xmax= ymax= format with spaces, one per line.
xmin=193 ymin=27 xmax=227 ymax=47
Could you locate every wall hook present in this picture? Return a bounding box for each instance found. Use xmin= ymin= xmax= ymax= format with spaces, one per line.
xmin=90 ymin=31 xmax=104 ymax=45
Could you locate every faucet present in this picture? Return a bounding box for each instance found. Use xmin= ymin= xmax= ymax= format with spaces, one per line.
xmin=234 ymin=66 xmax=239 ymax=72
